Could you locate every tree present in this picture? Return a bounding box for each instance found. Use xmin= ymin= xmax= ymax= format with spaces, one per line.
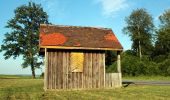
xmin=154 ymin=9 xmax=170 ymax=59
xmin=0 ymin=2 xmax=49 ymax=78
xmin=105 ymin=51 xmax=117 ymax=66
xmin=123 ymin=8 xmax=154 ymax=59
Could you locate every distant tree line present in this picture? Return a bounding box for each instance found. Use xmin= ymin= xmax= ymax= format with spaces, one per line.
xmin=106 ymin=8 xmax=170 ymax=76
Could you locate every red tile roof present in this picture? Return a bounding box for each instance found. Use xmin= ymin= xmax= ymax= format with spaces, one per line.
xmin=39 ymin=24 xmax=123 ymax=50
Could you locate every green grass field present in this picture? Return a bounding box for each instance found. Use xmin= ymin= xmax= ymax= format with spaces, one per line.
xmin=0 ymin=75 xmax=170 ymax=100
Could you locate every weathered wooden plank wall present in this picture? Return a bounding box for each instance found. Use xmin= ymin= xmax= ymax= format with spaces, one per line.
xmin=45 ymin=49 xmax=106 ymax=90
xmin=105 ymin=73 xmax=122 ymax=88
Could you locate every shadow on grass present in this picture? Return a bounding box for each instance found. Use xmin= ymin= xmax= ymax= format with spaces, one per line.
xmin=122 ymin=81 xmax=135 ymax=88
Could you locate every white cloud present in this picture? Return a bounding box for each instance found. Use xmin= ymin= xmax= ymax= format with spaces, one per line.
xmin=40 ymin=0 xmax=66 ymax=22
xmin=94 ymin=0 xmax=128 ymax=17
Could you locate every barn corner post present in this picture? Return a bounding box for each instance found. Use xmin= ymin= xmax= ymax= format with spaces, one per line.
xmin=117 ymin=50 xmax=122 ymax=87
xmin=44 ymin=48 xmax=48 ymax=91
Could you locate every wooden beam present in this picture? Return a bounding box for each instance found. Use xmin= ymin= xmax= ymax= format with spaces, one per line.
xmin=117 ymin=51 xmax=121 ymax=73
xmin=117 ymin=51 xmax=122 ymax=87
xmin=44 ymin=48 xmax=48 ymax=90
xmin=103 ymin=53 xmax=106 ymax=88
xmin=40 ymin=46 xmax=123 ymax=51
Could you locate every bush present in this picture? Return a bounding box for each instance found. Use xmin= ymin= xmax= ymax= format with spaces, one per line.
xmin=105 ymin=50 xmax=170 ymax=76
xmin=121 ymin=52 xmax=159 ymax=76
xmin=158 ymin=58 xmax=170 ymax=76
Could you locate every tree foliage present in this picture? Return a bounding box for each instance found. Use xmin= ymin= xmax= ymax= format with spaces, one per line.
xmin=105 ymin=51 xmax=117 ymax=66
xmin=123 ymin=8 xmax=154 ymax=58
xmin=0 ymin=2 xmax=49 ymax=78
xmin=154 ymin=9 xmax=170 ymax=59
xmin=106 ymin=9 xmax=170 ymax=76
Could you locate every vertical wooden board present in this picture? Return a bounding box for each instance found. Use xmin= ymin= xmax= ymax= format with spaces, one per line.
xmin=70 ymin=72 xmax=73 ymax=89
xmin=76 ymin=72 xmax=78 ymax=89
xmin=49 ymin=52 xmax=52 ymax=89
xmin=101 ymin=53 xmax=103 ymax=88
xmin=48 ymin=52 xmax=50 ymax=89
xmin=83 ymin=52 xmax=87 ymax=88
xmin=65 ymin=52 xmax=67 ymax=89
xmin=77 ymin=72 xmax=79 ymax=89
xmin=105 ymin=73 xmax=107 ymax=87
xmin=60 ymin=51 xmax=64 ymax=89
xmin=92 ymin=53 xmax=94 ymax=88
xmin=89 ymin=52 xmax=93 ymax=88
xmin=62 ymin=52 xmax=66 ymax=89
xmin=99 ymin=53 xmax=104 ymax=88
xmin=78 ymin=72 xmax=81 ymax=89
xmin=96 ymin=53 xmax=99 ymax=88
xmin=67 ymin=52 xmax=70 ymax=89
xmin=44 ymin=48 xmax=46 ymax=90
xmin=54 ymin=52 xmax=57 ymax=89
xmin=106 ymin=73 xmax=108 ymax=87
xmin=44 ymin=48 xmax=48 ymax=90
xmin=47 ymin=52 xmax=49 ymax=89
xmin=98 ymin=53 xmax=101 ymax=88
xmin=70 ymin=53 xmax=73 ymax=89
xmin=61 ymin=51 xmax=64 ymax=89
xmin=86 ymin=52 xmax=89 ymax=88
xmin=105 ymin=73 xmax=107 ymax=88
xmin=82 ymin=52 xmax=85 ymax=88
xmin=55 ymin=52 xmax=59 ymax=89
xmin=50 ymin=52 xmax=53 ymax=89
xmin=108 ymin=74 xmax=110 ymax=87
xmin=84 ymin=52 xmax=87 ymax=89
xmin=80 ymin=72 xmax=83 ymax=88
xmin=66 ymin=52 xmax=69 ymax=89
xmin=71 ymin=72 xmax=73 ymax=89
xmin=103 ymin=53 xmax=106 ymax=88
xmin=75 ymin=72 xmax=77 ymax=89
xmin=52 ymin=52 xmax=55 ymax=89
xmin=92 ymin=53 xmax=96 ymax=88
xmin=57 ymin=51 xmax=61 ymax=89
xmin=52 ymin=52 xmax=54 ymax=89
xmin=68 ymin=52 xmax=72 ymax=89
xmin=95 ymin=53 xmax=98 ymax=88
xmin=56 ymin=51 xmax=59 ymax=89
xmin=64 ymin=52 xmax=67 ymax=89
xmin=73 ymin=72 xmax=75 ymax=89
xmin=85 ymin=52 xmax=88 ymax=89
xmin=111 ymin=73 xmax=113 ymax=87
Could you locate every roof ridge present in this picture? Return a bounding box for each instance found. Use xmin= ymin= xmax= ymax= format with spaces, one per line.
xmin=40 ymin=24 xmax=111 ymax=30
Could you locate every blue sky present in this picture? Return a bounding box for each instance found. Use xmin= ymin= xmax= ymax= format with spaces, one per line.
xmin=0 ymin=0 xmax=170 ymax=75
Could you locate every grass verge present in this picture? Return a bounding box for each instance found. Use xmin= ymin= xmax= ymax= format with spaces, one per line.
xmin=0 ymin=75 xmax=170 ymax=99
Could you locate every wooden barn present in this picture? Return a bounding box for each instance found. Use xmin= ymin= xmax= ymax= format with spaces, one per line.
xmin=39 ymin=24 xmax=123 ymax=90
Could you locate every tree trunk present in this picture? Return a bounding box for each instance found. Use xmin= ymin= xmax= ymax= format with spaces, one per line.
xmin=31 ymin=65 xmax=36 ymax=79
xmin=139 ymin=40 xmax=142 ymax=59
xmin=29 ymin=51 xmax=35 ymax=79
xmin=137 ymin=25 xmax=142 ymax=59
